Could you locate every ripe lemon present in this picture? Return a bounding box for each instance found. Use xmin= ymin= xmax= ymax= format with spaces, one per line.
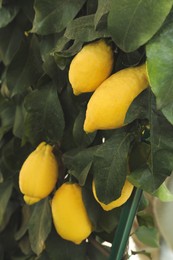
xmin=84 ymin=64 xmax=149 ymax=132
xmin=68 ymin=39 xmax=114 ymax=95
xmin=19 ymin=142 xmax=58 ymax=205
xmin=92 ymin=179 xmax=134 ymax=211
xmin=51 ymin=182 xmax=92 ymax=244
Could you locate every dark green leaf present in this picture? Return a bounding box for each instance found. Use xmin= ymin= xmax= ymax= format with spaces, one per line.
xmin=65 ymin=14 xmax=110 ymax=42
xmin=46 ymin=229 xmax=87 ymax=260
xmin=73 ymin=109 xmax=96 ymax=148
xmin=0 ymin=96 xmax=15 ymax=140
xmin=146 ymin=13 xmax=173 ymax=110
xmin=0 ymin=5 xmax=19 ymax=28
xmin=63 ymin=146 xmax=97 ymax=185
xmin=6 ymin=36 xmax=43 ymax=96
xmin=24 ymin=83 xmax=65 ymax=145
xmin=125 ymin=88 xmax=150 ymax=125
xmin=92 ymin=130 xmax=134 ymax=204
xmin=108 ymin=0 xmax=173 ymax=52
xmin=134 ymin=226 xmax=159 ymax=248
xmin=13 ymin=102 xmax=26 ymax=139
xmin=94 ymin=0 xmax=110 ymax=28
xmin=32 ymin=0 xmax=86 ymax=35
xmin=0 ymin=181 xmax=13 ymax=226
xmin=0 ymin=23 xmax=23 ymax=65
xmin=28 ymin=198 xmax=52 ymax=255
xmin=15 ymin=205 xmax=33 ymax=241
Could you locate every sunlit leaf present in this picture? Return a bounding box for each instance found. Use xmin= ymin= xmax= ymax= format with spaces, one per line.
xmin=134 ymin=226 xmax=159 ymax=248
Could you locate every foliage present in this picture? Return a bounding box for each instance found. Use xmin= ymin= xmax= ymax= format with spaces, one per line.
xmin=0 ymin=0 xmax=173 ymax=258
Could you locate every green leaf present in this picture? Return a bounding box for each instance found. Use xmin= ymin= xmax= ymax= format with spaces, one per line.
xmin=13 ymin=102 xmax=26 ymax=139
xmin=125 ymin=88 xmax=150 ymax=125
xmin=162 ymin=102 xmax=173 ymax=125
xmin=0 ymin=23 xmax=23 ymax=65
xmin=94 ymin=0 xmax=111 ymax=28
xmin=28 ymin=198 xmax=52 ymax=255
xmin=134 ymin=226 xmax=159 ymax=248
xmin=0 ymin=5 xmax=19 ymax=28
xmin=32 ymin=0 xmax=86 ymax=35
xmin=23 ymin=83 xmax=65 ymax=145
xmin=46 ymin=229 xmax=87 ymax=260
xmin=6 ymin=36 xmax=43 ymax=96
xmin=0 ymin=181 xmax=13 ymax=226
xmin=73 ymin=108 xmax=96 ymax=148
xmin=153 ymin=182 xmax=173 ymax=202
xmin=108 ymin=0 xmax=173 ymax=52
xmin=146 ymin=13 xmax=173 ymax=110
xmin=92 ymin=130 xmax=134 ymax=204
xmin=0 ymin=96 xmax=15 ymax=140
xmin=65 ymin=14 xmax=110 ymax=42
xmin=63 ymin=146 xmax=97 ymax=185
xmin=15 ymin=205 xmax=33 ymax=241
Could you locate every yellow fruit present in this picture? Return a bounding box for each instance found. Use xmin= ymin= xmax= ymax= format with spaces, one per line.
xmin=68 ymin=39 xmax=114 ymax=95
xmin=19 ymin=142 xmax=58 ymax=205
xmin=51 ymin=182 xmax=92 ymax=244
xmin=84 ymin=64 xmax=149 ymax=132
xmin=92 ymin=179 xmax=134 ymax=211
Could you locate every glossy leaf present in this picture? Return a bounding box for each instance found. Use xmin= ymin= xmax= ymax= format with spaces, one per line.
xmin=24 ymin=84 xmax=65 ymax=145
xmin=32 ymin=0 xmax=86 ymax=35
xmin=28 ymin=198 xmax=52 ymax=255
xmin=108 ymin=0 xmax=173 ymax=52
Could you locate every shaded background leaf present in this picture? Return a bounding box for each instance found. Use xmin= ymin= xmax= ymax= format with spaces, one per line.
xmin=24 ymin=83 xmax=65 ymax=145
xmin=28 ymin=198 xmax=52 ymax=255
xmin=32 ymin=0 xmax=86 ymax=35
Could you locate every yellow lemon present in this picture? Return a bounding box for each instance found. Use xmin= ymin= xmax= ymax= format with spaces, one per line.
xmin=68 ymin=39 xmax=114 ymax=95
xmin=19 ymin=142 xmax=58 ymax=205
xmin=51 ymin=182 xmax=92 ymax=244
xmin=84 ymin=64 xmax=149 ymax=132
xmin=92 ymin=180 xmax=134 ymax=211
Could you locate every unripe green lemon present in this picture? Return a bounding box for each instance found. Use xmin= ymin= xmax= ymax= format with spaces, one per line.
xmin=19 ymin=142 xmax=58 ymax=205
xmin=84 ymin=64 xmax=149 ymax=132
xmin=69 ymin=39 xmax=114 ymax=95
xmin=51 ymin=182 xmax=93 ymax=244
xmin=92 ymin=180 xmax=134 ymax=211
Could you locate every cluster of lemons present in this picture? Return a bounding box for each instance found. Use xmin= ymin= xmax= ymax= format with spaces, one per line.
xmin=19 ymin=39 xmax=149 ymax=245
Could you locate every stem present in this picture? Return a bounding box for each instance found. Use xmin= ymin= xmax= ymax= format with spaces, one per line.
xmin=109 ymin=188 xmax=142 ymax=260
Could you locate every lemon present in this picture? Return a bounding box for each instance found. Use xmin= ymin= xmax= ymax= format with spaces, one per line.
xmin=84 ymin=64 xmax=149 ymax=132
xmin=19 ymin=142 xmax=58 ymax=205
xmin=51 ymin=182 xmax=92 ymax=244
xmin=68 ymin=39 xmax=114 ymax=95
xmin=92 ymin=179 xmax=134 ymax=211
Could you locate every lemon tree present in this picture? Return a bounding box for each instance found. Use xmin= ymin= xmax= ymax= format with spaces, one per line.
xmin=1 ymin=0 xmax=173 ymax=259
